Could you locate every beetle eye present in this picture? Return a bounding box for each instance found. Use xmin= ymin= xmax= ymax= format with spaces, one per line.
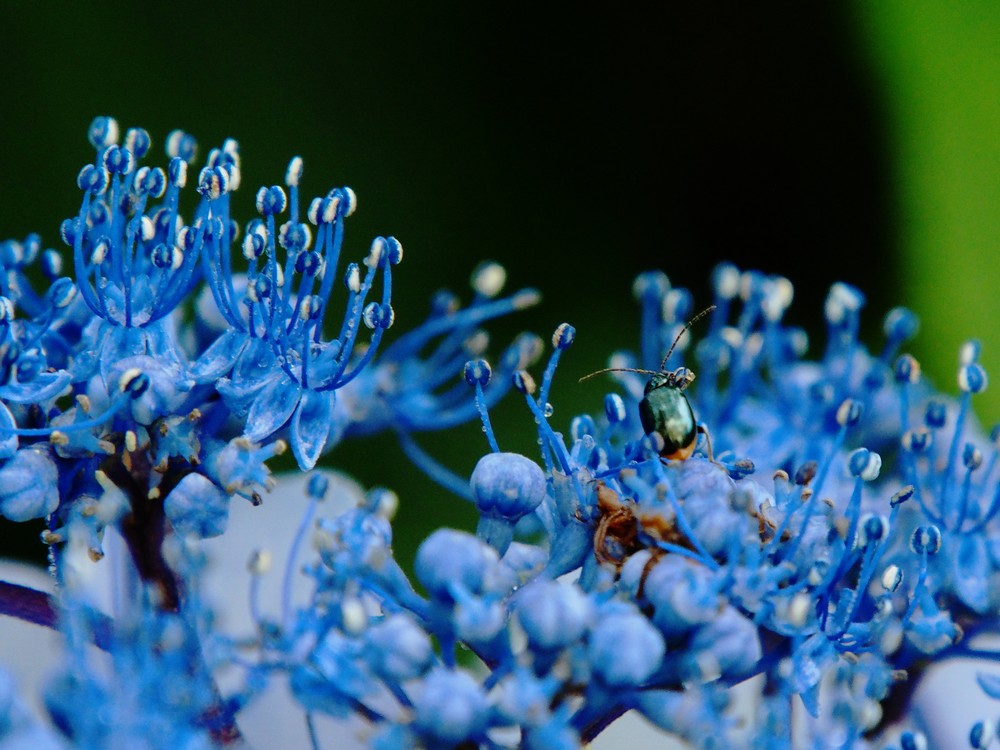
xmin=671 ymin=367 xmax=695 ymax=389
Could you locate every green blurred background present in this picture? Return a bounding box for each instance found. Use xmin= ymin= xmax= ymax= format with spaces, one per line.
xmin=0 ymin=2 xmax=997 ymax=565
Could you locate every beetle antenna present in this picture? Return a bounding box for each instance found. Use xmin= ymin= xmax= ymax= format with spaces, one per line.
xmin=578 ymin=366 xmax=661 ymax=383
xmin=659 ymin=305 xmax=716 ymax=370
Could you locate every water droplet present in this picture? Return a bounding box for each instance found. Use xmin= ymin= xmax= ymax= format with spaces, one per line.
xmin=543 ymin=402 xmax=554 ymax=418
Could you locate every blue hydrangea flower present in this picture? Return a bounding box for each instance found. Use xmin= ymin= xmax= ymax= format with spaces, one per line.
xmin=3 ymin=120 xmax=1000 ymax=750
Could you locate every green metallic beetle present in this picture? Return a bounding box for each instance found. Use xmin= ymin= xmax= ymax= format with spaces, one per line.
xmin=580 ymin=306 xmax=715 ymax=461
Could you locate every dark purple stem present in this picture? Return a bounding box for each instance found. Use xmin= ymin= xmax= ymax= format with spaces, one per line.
xmin=0 ymin=579 xmax=114 ymax=651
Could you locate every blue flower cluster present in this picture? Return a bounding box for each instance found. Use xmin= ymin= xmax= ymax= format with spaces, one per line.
xmin=1 ymin=121 xmax=999 ymax=750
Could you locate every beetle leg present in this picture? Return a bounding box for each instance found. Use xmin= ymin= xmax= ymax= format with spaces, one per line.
xmin=696 ymin=423 xmax=715 ymax=461
xmin=697 ymin=423 xmax=731 ymax=475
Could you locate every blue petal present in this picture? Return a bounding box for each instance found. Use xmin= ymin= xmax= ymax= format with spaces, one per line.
xmin=290 ymin=388 xmax=334 ymax=470
xmin=0 ymin=401 xmax=19 ymax=459
xmin=244 ymin=374 xmax=301 ymax=442
xmin=188 ymin=328 xmax=248 ymax=384
xmin=0 ymin=448 xmax=59 ymax=521
xmin=954 ymin=534 xmax=990 ymax=613
xmin=99 ymin=326 xmax=148 ymax=388
xmin=164 ymin=473 xmax=230 ymax=538
xmin=0 ymin=370 xmax=72 ymax=403
xmin=232 ymin=337 xmax=277 ymax=390
xmin=977 ymin=672 xmax=1000 ymax=699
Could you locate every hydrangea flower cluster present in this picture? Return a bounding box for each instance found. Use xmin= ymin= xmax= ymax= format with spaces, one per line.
xmin=1 ymin=119 xmax=999 ymax=750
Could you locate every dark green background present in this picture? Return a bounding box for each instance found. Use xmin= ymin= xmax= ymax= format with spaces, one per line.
xmin=0 ymin=3 xmax=901 ymax=564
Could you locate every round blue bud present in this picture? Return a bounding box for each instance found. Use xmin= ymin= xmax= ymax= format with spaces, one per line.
xmin=164 ymin=473 xmax=229 ymax=538
xmin=551 ymin=323 xmax=576 ymax=350
xmin=604 ymin=393 xmax=627 ymax=424
xmin=413 ymin=668 xmax=489 ymax=746
xmin=470 ymin=452 xmax=546 ymax=521
xmin=464 ymin=359 xmax=492 ymax=387
xmin=589 ymin=610 xmax=665 ymax=688
xmin=415 ymin=529 xmax=498 ymax=600
xmin=514 ymin=580 xmax=591 ymax=650
xmin=0 ymin=448 xmax=59 ymax=521
xmin=959 ymin=363 xmax=989 ymax=394
xmin=365 ymin=614 xmax=433 ymax=682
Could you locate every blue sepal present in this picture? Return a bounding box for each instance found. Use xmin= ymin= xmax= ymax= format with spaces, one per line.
xmin=188 ymin=329 xmax=248 ymax=384
xmin=164 ymin=473 xmax=230 ymax=538
xmin=0 ymin=401 xmax=19 ymax=459
xmin=244 ymin=375 xmax=301 ymax=442
xmin=954 ymin=533 xmax=990 ymax=613
xmin=0 ymin=448 xmax=59 ymax=521
xmin=290 ymin=388 xmax=334 ymax=470
xmin=976 ymin=671 xmax=1000 ymax=699
xmin=0 ymin=370 xmax=71 ymax=403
